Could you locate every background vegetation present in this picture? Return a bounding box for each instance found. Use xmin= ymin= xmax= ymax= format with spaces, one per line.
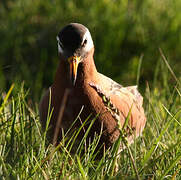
xmin=0 ymin=0 xmax=181 ymax=179
xmin=0 ymin=0 xmax=181 ymax=100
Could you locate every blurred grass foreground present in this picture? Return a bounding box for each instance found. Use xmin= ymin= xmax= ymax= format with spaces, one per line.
xmin=0 ymin=0 xmax=181 ymax=179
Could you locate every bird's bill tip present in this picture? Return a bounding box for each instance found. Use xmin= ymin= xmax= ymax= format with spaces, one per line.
xmin=68 ymin=56 xmax=81 ymax=86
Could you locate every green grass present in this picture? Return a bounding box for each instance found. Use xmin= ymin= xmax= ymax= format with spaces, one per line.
xmin=0 ymin=56 xmax=181 ymax=179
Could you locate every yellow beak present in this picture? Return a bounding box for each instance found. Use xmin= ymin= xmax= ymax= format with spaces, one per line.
xmin=68 ymin=56 xmax=81 ymax=86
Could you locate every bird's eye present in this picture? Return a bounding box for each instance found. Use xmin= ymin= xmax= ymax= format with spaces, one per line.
xmin=82 ymin=39 xmax=87 ymax=47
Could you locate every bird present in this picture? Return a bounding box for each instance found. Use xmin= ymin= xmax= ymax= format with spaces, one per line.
xmin=39 ymin=23 xmax=146 ymax=152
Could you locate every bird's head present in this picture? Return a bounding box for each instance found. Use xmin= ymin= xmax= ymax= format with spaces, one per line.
xmin=56 ymin=23 xmax=94 ymax=86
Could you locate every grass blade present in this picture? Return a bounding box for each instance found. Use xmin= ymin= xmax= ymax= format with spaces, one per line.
xmin=160 ymin=152 xmax=181 ymax=180
xmin=0 ymin=84 xmax=14 ymax=114
xmin=76 ymin=155 xmax=87 ymax=180
xmin=140 ymin=108 xmax=181 ymax=172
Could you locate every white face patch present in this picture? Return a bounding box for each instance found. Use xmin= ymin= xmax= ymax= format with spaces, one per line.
xmin=82 ymin=28 xmax=94 ymax=52
xmin=56 ymin=36 xmax=63 ymax=54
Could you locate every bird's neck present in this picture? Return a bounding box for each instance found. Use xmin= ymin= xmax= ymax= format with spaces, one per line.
xmin=76 ymin=54 xmax=97 ymax=84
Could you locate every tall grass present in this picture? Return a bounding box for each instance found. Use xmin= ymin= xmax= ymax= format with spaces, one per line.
xmin=0 ymin=55 xmax=181 ymax=179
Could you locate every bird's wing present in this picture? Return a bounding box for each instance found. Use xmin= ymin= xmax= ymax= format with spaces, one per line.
xmin=114 ymin=86 xmax=143 ymax=109
xmin=98 ymin=72 xmax=143 ymax=108
xmin=90 ymin=74 xmax=146 ymax=143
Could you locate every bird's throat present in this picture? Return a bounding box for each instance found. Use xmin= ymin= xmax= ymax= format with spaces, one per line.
xmin=54 ymin=54 xmax=97 ymax=90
